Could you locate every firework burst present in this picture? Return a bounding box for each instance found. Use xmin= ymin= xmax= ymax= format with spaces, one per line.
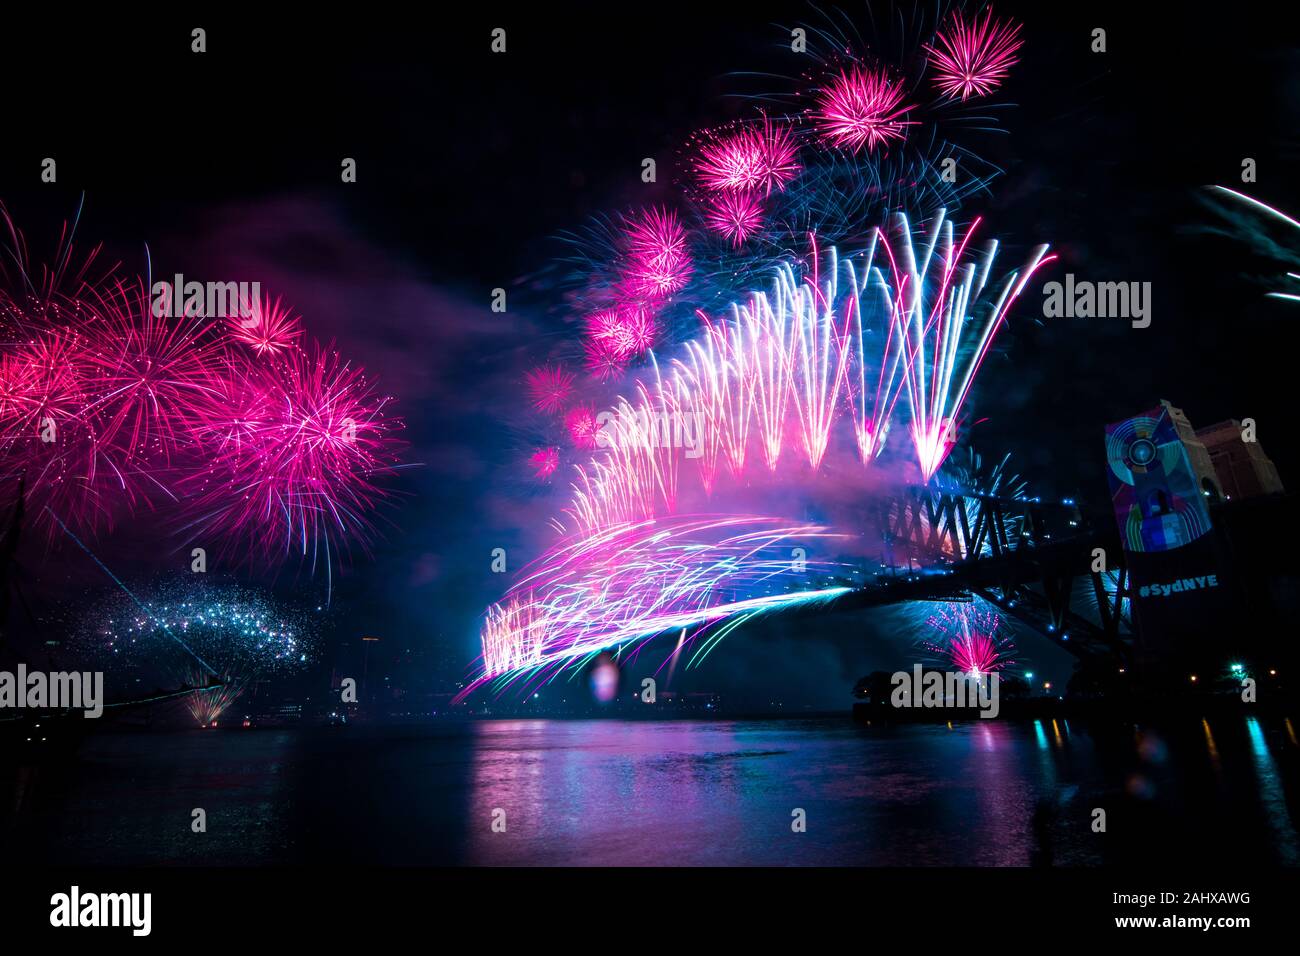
xmin=184 ymin=344 xmax=403 ymax=564
xmin=926 ymin=9 xmax=1023 ymax=102
xmin=461 ymin=516 xmax=852 ymax=693
xmin=919 ymin=602 xmax=1017 ymax=678
xmin=617 ymin=307 xmax=657 ymax=355
xmin=185 ymin=667 xmax=248 ymax=727
xmin=695 ymin=130 xmax=769 ymax=194
xmin=814 ymin=67 xmax=916 ymax=154
xmin=583 ymin=335 xmax=628 ymax=381
xmin=225 ymin=294 xmax=304 ymax=357
xmin=79 ymin=280 xmax=223 ymax=466
xmin=562 ymin=219 xmax=1051 ymax=535
xmin=623 ymin=207 xmax=693 ymax=299
xmin=528 ymin=445 xmax=560 ymax=479
xmin=71 ymin=579 xmax=320 ymax=728
xmin=1 ymin=201 xmax=405 ymax=571
xmin=694 ymin=118 xmax=801 ymax=196
xmin=704 ymin=192 xmax=765 ymax=248
xmin=75 ymin=577 xmax=322 ymax=686
xmin=0 ymin=324 xmax=149 ymax=538
xmin=565 ymin=405 xmax=600 ymax=449
xmin=481 ymin=223 xmax=1047 ymax=686
xmin=480 ymin=9 xmax=1050 ymax=691
xmin=878 ymin=210 xmax=1053 ymax=480
xmin=524 ymin=363 xmax=575 ymax=413
xmin=584 ymin=306 xmax=656 ymax=362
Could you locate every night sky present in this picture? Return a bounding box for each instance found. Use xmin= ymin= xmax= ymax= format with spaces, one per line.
xmin=2 ymin=3 xmax=1297 ymax=708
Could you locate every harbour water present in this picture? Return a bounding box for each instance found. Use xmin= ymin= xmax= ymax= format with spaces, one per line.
xmin=6 ymin=716 xmax=1298 ymax=866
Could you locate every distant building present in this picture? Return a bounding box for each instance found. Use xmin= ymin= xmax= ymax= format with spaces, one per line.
xmin=1161 ymin=401 xmax=1224 ymax=500
xmin=1192 ymin=418 xmax=1284 ymax=501
xmin=1104 ymin=399 xmax=1289 ymax=681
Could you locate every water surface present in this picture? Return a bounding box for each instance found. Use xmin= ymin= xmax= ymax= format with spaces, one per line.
xmin=8 ymin=716 xmax=1298 ymax=866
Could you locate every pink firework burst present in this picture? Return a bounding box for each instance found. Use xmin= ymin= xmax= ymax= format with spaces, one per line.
xmin=0 ymin=329 xmax=90 ymax=441
xmin=926 ymin=9 xmax=1023 ymax=101
xmin=620 ymin=307 xmax=657 ymax=355
xmin=623 ymin=208 xmax=692 ymax=299
xmin=694 ymin=119 xmax=800 ymax=196
xmin=0 ymin=233 xmax=181 ymax=536
xmin=225 ymin=295 xmax=304 ymax=357
xmin=0 ymin=335 xmax=98 ymax=530
xmin=585 ymin=306 xmax=656 ymax=361
xmin=585 ymin=309 xmax=633 ymax=358
xmin=814 ymin=66 xmax=916 ymax=153
xmin=524 ymin=363 xmax=575 ymax=414
xmin=565 ymin=405 xmax=599 ymax=449
xmin=922 ymin=604 xmax=1016 ymax=678
xmin=0 ymin=351 xmax=36 ymax=431
xmin=949 ymin=629 xmax=1001 ymax=676
xmin=528 ymin=446 xmax=560 ymax=479
xmin=704 ymin=192 xmax=764 ymax=248
xmin=1 ymin=207 xmax=406 ymax=566
xmin=749 ymin=117 xmax=802 ymax=194
xmin=583 ymin=335 xmax=627 ymax=382
xmin=0 ymin=329 xmax=125 ymax=537
xmin=695 ymin=132 xmax=766 ymax=193
xmin=186 ymin=364 xmax=273 ymax=460
xmin=80 ymin=281 xmax=223 ymax=464
xmin=186 ymin=344 xmax=402 ymax=562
